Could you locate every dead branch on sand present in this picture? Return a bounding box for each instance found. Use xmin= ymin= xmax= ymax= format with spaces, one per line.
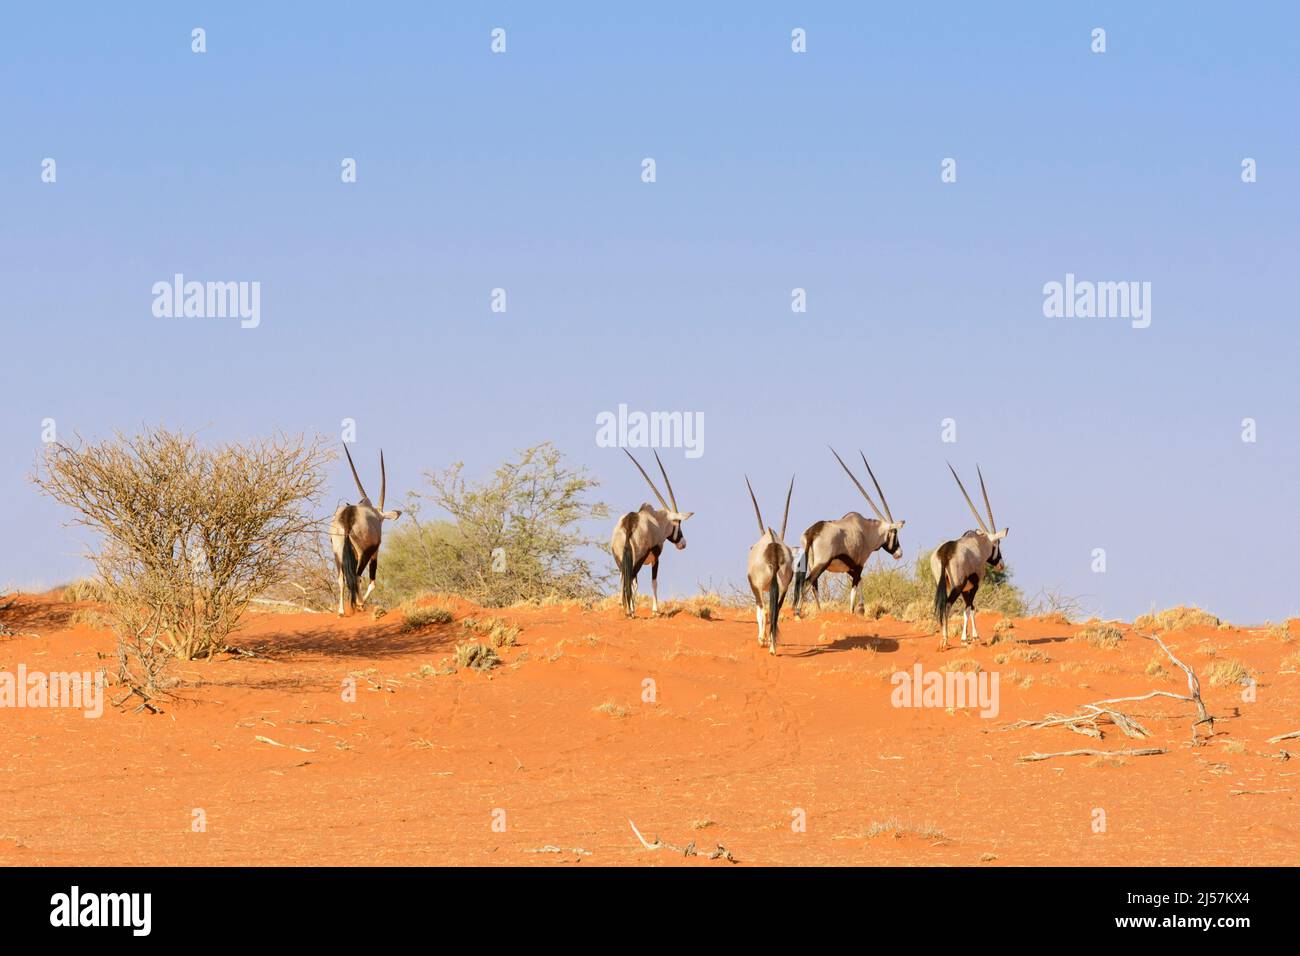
xmin=1018 ymin=748 xmax=1167 ymax=763
xmin=628 ymin=818 xmax=737 ymax=862
xmin=1009 ymin=630 xmax=1213 ymax=749
xmin=1267 ymin=729 xmax=1300 ymax=743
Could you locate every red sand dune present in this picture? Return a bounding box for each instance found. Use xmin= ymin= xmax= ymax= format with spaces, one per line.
xmin=1 ymin=592 xmax=1297 ymax=866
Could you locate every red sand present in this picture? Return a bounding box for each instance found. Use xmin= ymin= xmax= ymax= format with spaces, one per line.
xmin=2 ymin=593 xmax=1297 ymax=866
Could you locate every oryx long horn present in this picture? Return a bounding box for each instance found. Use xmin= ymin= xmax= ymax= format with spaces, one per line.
xmin=653 ymin=450 xmax=679 ymax=513
xmin=343 ymin=443 xmax=369 ymax=501
xmin=780 ymin=475 xmax=794 ymax=540
xmin=624 ymin=450 xmax=670 ymax=512
xmin=379 ymin=450 xmax=387 ymax=512
xmin=977 ymin=464 xmax=995 ymax=532
xmin=859 ymin=452 xmax=893 ymax=523
xmin=829 ymin=446 xmax=884 ymax=521
xmin=745 ymin=475 xmax=765 ymax=535
xmin=947 ymin=462 xmax=990 ymax=534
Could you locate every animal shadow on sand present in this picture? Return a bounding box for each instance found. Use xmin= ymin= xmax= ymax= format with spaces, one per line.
xmin=236 ymin=619 xmax=462 ymax=661
xmin=787 ymin=633 xmax=900 ymax=657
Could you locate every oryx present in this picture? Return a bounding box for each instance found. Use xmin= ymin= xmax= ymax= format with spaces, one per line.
xmin=610 ymin=450 xmax=693 ymax=617
xmin=931 ymin=464 xmax=1009 ymax=649
xmin=792 ymin=448 xmax=906 ymax=618
xmin=329 ymin=445 xmax=401 ymax=616
xmin=745 ymin=475 xmax=795 ymax=654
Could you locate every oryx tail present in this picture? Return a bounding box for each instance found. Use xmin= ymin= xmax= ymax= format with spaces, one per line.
xmin=618 ymin=512 xmax=636 ymax=614
xmin=340 ymin=506 xmax=360 ymax=610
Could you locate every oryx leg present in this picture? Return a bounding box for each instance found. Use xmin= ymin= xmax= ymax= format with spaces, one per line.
xmin=336 ymin=563 xmax=347 ymax=617
xmin=848 ymin=567 xmax=863 ymax=615
xmin=963 ymin=582 xmax=980 ymax=645
xmin=651 ymin=559 xmax=660 ymax=615
xmin=756 ymin=602 xmax=766 ymax=646
xmin=361 ymin=556 xmax=378 ymax=606
xmin=805 ymin=563 xmax=828 ymax=614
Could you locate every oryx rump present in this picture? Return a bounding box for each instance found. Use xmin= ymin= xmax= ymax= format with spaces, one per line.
xmin=330 ymin=445 xmax=401 ymax=616
xmin=931 ymin=463 xmax=1008 ymax=649
xmin=791 ymin=448 xmax=906 ymax=618
xmin=745 ymin=475 xmax=795 ymax=654
xmin=610 ymin=450 xmax=693 ymax=617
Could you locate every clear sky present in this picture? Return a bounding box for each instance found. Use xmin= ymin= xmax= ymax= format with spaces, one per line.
xmin=3 ymin=2 xmax=1297 ymax=623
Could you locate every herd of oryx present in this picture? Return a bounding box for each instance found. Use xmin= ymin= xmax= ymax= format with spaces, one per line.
xmin=327 ymin=445 xmax=1009 ymax=656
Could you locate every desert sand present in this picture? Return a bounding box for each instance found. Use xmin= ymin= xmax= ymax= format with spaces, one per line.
xmin=2 ymin=592 xmax=1297 ymax=866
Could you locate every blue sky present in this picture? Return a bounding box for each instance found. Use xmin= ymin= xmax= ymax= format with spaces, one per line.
xmin=2 ymin=2 xmax=1297 ymax=622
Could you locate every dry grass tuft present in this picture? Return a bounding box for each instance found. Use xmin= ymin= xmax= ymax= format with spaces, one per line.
xmin=454 ymin=642 xmax=500 ymax=671
xmin=1134 ymin=605 xmax=1220 ymax=632
xmin=60 ymin=579 xmax=103 ymax=603
xmin=1206 ymin=658 xmax=1251 ymax=688
xmin=1074 ymin=623 xmax=1124 ymax=649
xmin=402 ymin=605 xmax=454 ymax=630
xmin=460 ymin=616 xmax=521 ymax=648
xmin=593 ymin=700 xmax=628 ymax=718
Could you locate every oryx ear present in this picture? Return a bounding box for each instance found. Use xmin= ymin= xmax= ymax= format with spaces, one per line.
xmin=671 ymin=511 xmax=694 ymax=522
xmin=383 ymin=510 xmax=402 ymax=521
xmin=991 ymin=527 xmax=1007 ymax=540
xmin=892 ymin=520 xmax=906 ymax=529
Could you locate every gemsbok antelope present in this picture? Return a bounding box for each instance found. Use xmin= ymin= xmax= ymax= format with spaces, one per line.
xmin=792 ymin=448 xmax=906 ymax=618
xmin=745 ymin=475 xmax=795 ymax=654
xmin=330 ymin=445 xmax=401 ymax=616
xmin=931 ymin=464 xmax=1008 ymax=649
xmin=610 ymin=450 xmax=693 ymax=617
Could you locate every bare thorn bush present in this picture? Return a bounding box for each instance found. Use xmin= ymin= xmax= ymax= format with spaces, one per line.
xmin=33 ymin=427 xmax=332 ymax=700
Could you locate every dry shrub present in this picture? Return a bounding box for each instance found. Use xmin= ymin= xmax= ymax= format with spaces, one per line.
xmin=69 ymin=608 xmax=111 ymax=631
xmin=1134 ymin=605 xmax=1220 ymax=632
xmin=60 ymin=579 xmax=104 ymax=603
xmin=454 ymin=642 xmax=500 ymax=671
xmin=1206 ymin=658 xmax=1251 ymax=688
xmin=460 ymin=616 xmax=520 ymax=647
xmin=1074 ymin=623 xmax=1124 ymax=649
xmin=402 ymin=606 xmax=454 ymax=630
xmin=33 ymin=427 xmax=331 ymax=700
xmin=1145 ymin=658 xmax=1171 ymax=680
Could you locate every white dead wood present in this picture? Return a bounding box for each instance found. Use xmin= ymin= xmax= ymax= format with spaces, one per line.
xmin=627 ymin=818 xmax=736 ymax=862
xmin=1018 ymin=748 xmax=1167 ymax=763
xmin=254 ymin=735 xmax=316 ymax=753
xmin=1009 ymin=629 xmax=1212 ymax=748
xmin=1267 ymin=729 xmax=1300 ymax=743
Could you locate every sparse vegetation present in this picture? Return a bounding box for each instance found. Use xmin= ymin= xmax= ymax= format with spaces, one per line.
xmin=33 ymin=427 xmax=331 ymax=704
xmin=60 ymin=578 xmax=103 ymax=603
xmin=402 ymin=605 xmax=454 ymax=630
xmin=1134 ymin=605 xmax=1220 ymax=632
xmin=454 ymin=642 xmax=500 ymax=671
xmin=380 ymin=443 xmax=610 ymax=608
xmin=594 ymin=700 xmax=628 ymax=718
xmin=1074 ymin=623 xmax=1124 ymax=649
xmin=1206 ymin=658 xmax=1251 ymax=688
xmin=460 ymin=616 xmax=521 ymax=647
